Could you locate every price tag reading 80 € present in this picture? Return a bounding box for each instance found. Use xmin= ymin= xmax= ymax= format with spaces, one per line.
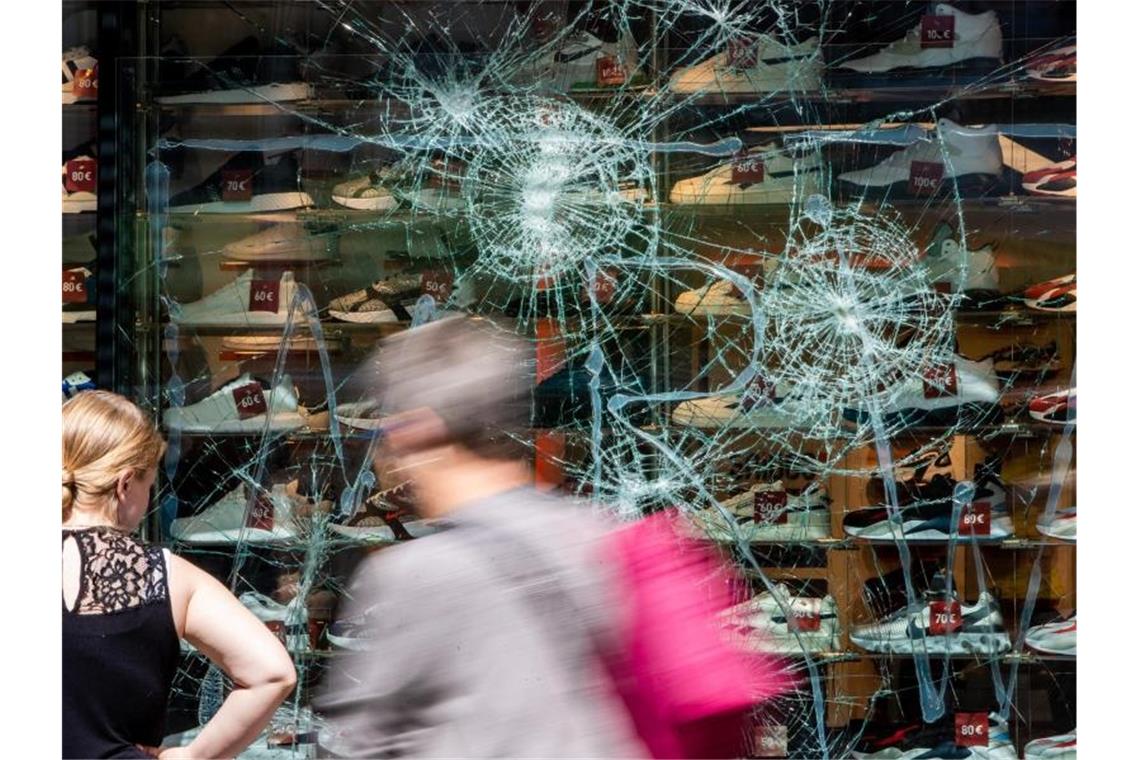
xmin=922 ymin=363 xmax=959 ymax=399
xmin=65 ymin=158 xmax=97 ymax=193
xmin=62 ymin=269 xmax=88 ymax=303
xmin=232 ymin=383 xmax=268 ymax=421
xmin=73 ymin=64 xmax=98 ymax=100
xmin=954 ymin=713 xmax=989 ymax=747
xmin=246 ymin=491 xmax=275 ymax=531
xmin=731 ymin=153 xmax=765 ymax=185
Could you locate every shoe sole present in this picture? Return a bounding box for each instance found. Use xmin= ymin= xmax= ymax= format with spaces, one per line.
xmin=63 ymin=198 xmax=97 ymax=213
xmin=156 ymin=82 xmax=312 ymax=104
xmin=325 ymin=631 xmax=376 ymax=651
xmin=172 ymin=312 xmax=304 ymax=327
xmin=837 ymin=171 xmax=1001 ymax=198
xmin=1024 ymin=639 xmax=1075 ymax=656
xmin=1028 ymin=407 xmax=1074 ymax=425
xmin=850 ymin=630 xmax=1011 ymax=655
xmin=62 ymin=310 xmax=97 ymax=323
xmin=169 ymin=192 xmax=314 ymax=214
xmin=332 ymin=194 xmax=399 ymax=211
xmin=843 ymin=402 xmax=1004 ymax=429
xmin=328 ymin=309 xmax=399 ymax=324
xmin=674 ymin=298 xmax=749 ymax=317
xmin=844 ymin=516 xmax=1014 ymax=542
xmin=334 ymin=414 xmax=383 ymax=431
xmin=669 ymin=64 xmax=822 ymax=94
xmin=164 ymin=413 xmax=306 ymax=433
xmin=1035 ymin=524 xmax=1075 ymax=542
xmin=739 ymin=630 xmax=839 ymax=654
xmin=171 ymin=527 xmax=299 ymax=544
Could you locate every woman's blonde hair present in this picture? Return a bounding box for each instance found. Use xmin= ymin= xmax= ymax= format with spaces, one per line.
xmin=62 ymin=391 xmax=166 ymax=522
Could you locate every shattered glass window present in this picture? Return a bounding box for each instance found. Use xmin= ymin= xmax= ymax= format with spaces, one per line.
xmin=113 ymin=1 xmax=1076 ymax=756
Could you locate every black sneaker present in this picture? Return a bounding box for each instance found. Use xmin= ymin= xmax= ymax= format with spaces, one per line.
xmin=168 ymin=151 xmax=313 ymax=214
xmin=976 ymin=341 xmax=1060 ymax=382
xmin=156 ymin=36 xmax=310 ymax=105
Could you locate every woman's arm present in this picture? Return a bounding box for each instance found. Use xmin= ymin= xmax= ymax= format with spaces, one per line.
xmin=163 ymin=554 xmax=297 ymax=759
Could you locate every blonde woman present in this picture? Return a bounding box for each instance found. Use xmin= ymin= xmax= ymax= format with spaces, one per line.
xmin=63 ymin=391 xmax=296 ymax=759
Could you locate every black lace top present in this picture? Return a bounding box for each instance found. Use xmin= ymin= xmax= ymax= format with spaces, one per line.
xmin=62 ymin=527 xmax=180 ymax=759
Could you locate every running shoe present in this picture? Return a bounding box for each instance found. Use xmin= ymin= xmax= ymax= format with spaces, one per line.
xmin=693 ymin=480 xmax=831 ymax=543
xmin=162 ymin=373 xmax=306 ymax=433
xmin=837 ymin=4 xmax=1003 ymax=74
xmin=669 ymin=143 xmax=823 ymax=205
xmin=170 ymin=270 xmax=306 ymax=327
xmin=168 ymin=151 xmax=313 ymax=214
xmin=838 ymin=119 xmax=1002 ymax=195
xmin=1024 ymin=614 xmax=1075 ymax=656
xmin=331 ymin=170 xmax=399 ymax=211
xmin=922 ymin=221 xmax=1000 ymax=305
xmin=852 ymin=713 xmax=1016 ymax=759
xmin=842 ymin=356 xmax=1002 ymax=429
xmin=1026 ymin=44 xmax=1076 ymax=83
xmin=722 ymin=584 xmax=841 ymax=654
xmin=333 ymin=400 xmax=384 ymax=431
xmin=156 ymin=36 xmax=311 ymax=104
xmin=1024 ymin=732 xmax=1076 ymax=760
xmin=975 ymin=341 xmax=1059 ymax=381
xmin=1022 ymin=158 xmax=1076 ymax=198
xmin=62 ymin=46 xmax=97 ymax=104
xmin=1019 ymin=274 xmax=1076 ymax=312
xmin=850 ymin=583 xmax=1011 ymax=655
xmin=1036 ymin=507 xmax=1076 ymax=542
xmin=329 ymin=483 xmax=446 ymax=543
xmin=171 ymin=480 xmax=305 ymax=545
xmin=1028 ymin=388 xmax=1075 ymax=425
xmin=673 ymin=258 xmax=777 ymax=317
xmin=326 ymin=273 xmax=423 ymax=323
xmin=668 ymin=34 xmax=821 ymax=93
xmin=326 ymin=606 xmax=381 ymax=651
xmin=523 ymin=28 xmax=641 ymax=92
xmin=221 ymin=223 xmax=333 ymax=262
xmin=671 ymin=379 xmax=809 ymax=430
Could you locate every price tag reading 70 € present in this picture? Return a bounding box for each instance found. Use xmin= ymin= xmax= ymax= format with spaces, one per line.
xmin=929 ymin=600 xmax=963 ymax=635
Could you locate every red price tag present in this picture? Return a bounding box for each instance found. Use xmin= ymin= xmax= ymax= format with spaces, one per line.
xmin=65 ymin=158 xmax=97 ymax=193
xmin=582 ymin=269 xmax=618 ymax=304
xmin=753 ymin=489 xmax=788 ymax=525
xmin=921 ymin=15 xmax=956 ymax=49
xmin=731 ymin=154 xmax=765 ymax=184
xmin=726 ymin=38 xmax=758 ymax=69
xmin=264 ymin=620 xmax=286 ymax=644
xmin=249 ymin=279 xmax=280 ymax=313
xmin=954 ymin=713 xmax=989 ymax=747
xmin=922 ymin=364 xmax=959 ymax=399
xmin=62 ymin=269 xmax=88 ymax=303
xmin=532 ymin=13 xmax=558 ymax=42
xmin=787 ymin=599 xmax=821 ymax=632
xmin=739 ymin=375 xmax=777 ymax=411
xmin=421 ymin=270 xmax=454 ymax=302
xmin=222 ymin=169 xmax=253 ymax=202
xmin=596 ymin=55 xmax=626 ymax=86
xmin=929 ymin=600 xmax=963 ymax=634
xmin=73 ymin=64 xmax=98 ymax=100
xmin=909 ymin=160 xmax=944 ymax=196
xmin=231 ymin=383 xmax=268 ymax=420
xmin=958 ymin=503 xmax=991 ymax=536
xmin=246 ymin=491 xmax=275 ymax=531
xmin=308 ymin=619 xmax=327 ymax=649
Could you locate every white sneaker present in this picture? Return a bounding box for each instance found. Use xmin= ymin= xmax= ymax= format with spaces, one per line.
xmin=222 ymin=224 xmax=332 ymax=262
xmin=723 ymin=585 xmax=840 ymax=654
xmin=838 ymin=119 xmax=1003 ymax=190
xmin=170 ymin=270 xmax=305 ymax=326
xmin=238 ymin=591 xmax=310 ymax=652
xmin=527 ymin=30 xmax=640 ymax=92
xmin=844 ymin=355 xmax=1001 ymax=427
xmin=1024 ymin=733 xmax=1076 ymax=760
xmin=672 ymin=381 xmax=807 ymax=430
xmin=331 ymin=171 xmax=398 ymax=211
xmin=1024 ymin=615 xmax=1076 ymax=656
xmin=850 ymin=591 xmax=1011 ymax=655
xmin=334 ymin=400 xmax=384 ymax=431
xmin=670 ymin=143 xmax=823 ymax=205
xmin=163 ymin=373 xmax=305 ymax=432
xmin=1036 ymin=507 xmax=1076 ymax=542
xmin=839 ymin=4 xmax=1003 ymax=74
xmin=696 ymin=480 xmax=830 ymax=542
xmin=922 ymin=221 xmax=1000 ymax=293
xmin=669 ymin=35 xmax=821 ymax=94
xmin=171 ymin=481 xmax=302 ymax=544
xmin=62 ymin=46 xmax=97 ymax=104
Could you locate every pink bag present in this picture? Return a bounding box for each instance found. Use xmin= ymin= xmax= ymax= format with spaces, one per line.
xmin=602 ymin=512 xmax=793 ymax=758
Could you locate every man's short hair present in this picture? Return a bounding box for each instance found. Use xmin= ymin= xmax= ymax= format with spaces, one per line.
xmin=371 ymin=316 xmax=534 ymax=458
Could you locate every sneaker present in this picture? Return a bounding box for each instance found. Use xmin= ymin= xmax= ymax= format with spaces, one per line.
xmin=389 ymin=157 xmax=466 ymax=211
xmin=168 ymin=151 xmax=313 ymax=214
xmin=221 ymin=224 xmax=333 ymax=262
xmin=673 ymin=258 xmax=778 ymax=316
xmin=975 ymin=341 xmax=1059 ymax=381
xmin=329 ymin=483 xmax=445 ymax=543
xmin=526 ymin=29 xmax=640 ymax=92
xmin=1028 ymin=388 xmax=1075 ymax=425
xmin=62 ymin=266 xmax=96 ymax=323
xmin=669 ymin=143 xmax=823 ymax=205
xmin=921 ymin=221 xmax=1000 ymax=303
xmin=838 ymin=4 xmax=1003 ymax=74
xmin=170 ymin=270 xmax=305 ymax=327
xmin=852 ymin=713 xmax=1016 ymax=760
xmin=239 ymin=591 xmax=309 ymax=652
xmin=1026 ymin=45 xmax=1076 ymax=83
xmin=162 ymin=373 xmax=306 ymax=432
xmin=722 ymin=584 xmax=841 ymax=654
xmin=845 ymin=459 xmax=1013 ymax=542
xmin=837 ymin=119 xmax=1003 ymax=193
xmin=333 ymin=400 xmax=383 ymax=431
xmin=1024 ymin=614 xmax=1076 ymax=656
xmin=850 ymin=586 xmax=1011 ymax=655
xmin=694 ymin=480 xmax=831 ymax=543
xmin=671 ymin=379 xmax=808 ymax=430
xmin=1023 ymin=158 xmax=1076 ymax=197
xmin=156 ymin=36 xmax=311 ymax=104
xmin=326 ymin=273 xmax=423 ymax=323
xmin=668 ymin=35 xmax=821 ymax=94
xmin=62 ymin=46 xmax=97 ymax=104
xmin=1036 ymin=507 xmax=1076 ymax=542
xmin=62 ymin=371 xmax=96 ymax=402
xmin=842 ymin=356 xmax=1003 ymax=429
xmin=331 ymin=170 xmax=399 ymax=211
xmin=62 ymin=151 xmax=97 ymax=213
xmin=327 ymin=606 xmax=380 ymax=651
xmin=1024 ymin=733 xmax=1077 ymax=760
xmin=171 ymin=481 xmax=304 ymax=544
xmin=1020 ymin=273 xmax=1075 ymax=301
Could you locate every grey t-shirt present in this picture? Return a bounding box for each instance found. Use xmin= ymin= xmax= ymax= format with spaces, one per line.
xmin=318 ymin=487 xmax=646 ymax=758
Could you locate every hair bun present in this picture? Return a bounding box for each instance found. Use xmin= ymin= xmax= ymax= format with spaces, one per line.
xmin=62 ymin=468 xmax=76 ymax=488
